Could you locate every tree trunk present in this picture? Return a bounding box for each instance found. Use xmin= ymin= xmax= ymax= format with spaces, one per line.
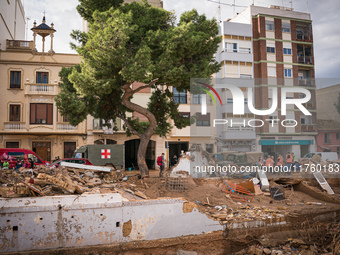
xmin=137 ymin=134 xmax=152 ymax=177
xmin=122 ymin=82 xmax=158 ymax=177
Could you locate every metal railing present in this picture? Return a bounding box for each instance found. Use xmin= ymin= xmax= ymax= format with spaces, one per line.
xmin=297 ymin=56 xmax=312 ymax=65
xmin=299 ymin=79 xmax=313 ymax=87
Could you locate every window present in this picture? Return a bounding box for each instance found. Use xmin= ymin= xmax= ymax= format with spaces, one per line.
xmin=225 ymin=42 xmax=237 ymax=52
xmin=30 ymin=103 xmax=53 ymax=124
xmin=173 ymin=87 xmax=187 ymax=104
xmin=179 ymin=112 xmax=190 ymax=118
xmin=337 ymin=147 xmax=340 ymax=155
xmin=8 ymin=151 xmax=24 ymax=161
xmin=192 ymin=94 xmax=201 ymax=104
xmin=206 ymin=144 xmax=213 ymax=153
xmin=227 ymin=98 xmax=233 ymax=104
xmin=265 ymin=20 xmax=274 ymax=31
xmin=63 ymin=115 xmax=69 ymax=122
xmin=283 ymin=48 xmax=292 ymax=55
xmin=239 ymin=47 xmax=251 ymax=53
xmin=282 ymin=23 xmax=291 ymax=33
xmin=324 ymin=133 xmax=330 ymax=144
xmin=284 ymin=69 xmax=292 ymax=77
xmin=36 ymin=72 xmax=49 ymax=84
xmin=64 ymin=142 xmax=76 ymax=158
xmin=266 ymin=47 xmax=275 ymax=53
xmin=337 ymin=133 xmax=340 ymax=140
xmin=196 ymin=113 xmax=210 ymax=126
xmin=93 ymin=119 xmax=103 ymax=130
xmin=9 ymin=105 xmax=20 ymax=121
xmin=6 ymin=142 xmax=19 ymax=148
xmin=269 ymin=116 xmax=279 ymax=124
xmin=10 ymin=71 xmax=21 ymax=89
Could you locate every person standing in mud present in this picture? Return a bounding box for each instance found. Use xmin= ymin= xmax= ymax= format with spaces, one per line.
xmin=170 ymin=155 xmax=178 ymax=167
xmin=158 ymin=153 xmax=166 ymax=177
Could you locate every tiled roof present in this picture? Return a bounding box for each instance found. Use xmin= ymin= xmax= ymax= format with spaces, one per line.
xmin=35 ymin=23 xmax=54 ymax=30
xmin=317 ymin=119 xmax=340 ymax=131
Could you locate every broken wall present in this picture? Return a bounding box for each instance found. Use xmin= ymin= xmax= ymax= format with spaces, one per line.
xmin=0 ymin=194 xmax=223 ymax=253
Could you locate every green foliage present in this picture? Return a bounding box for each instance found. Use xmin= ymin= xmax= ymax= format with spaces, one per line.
xmin=70 ymin=30 xmax=88 ymax=50
xmin=76 ymin=0 xmax=124 ymax=22
xmin=57 ymin=0 xmax=221 ymax=138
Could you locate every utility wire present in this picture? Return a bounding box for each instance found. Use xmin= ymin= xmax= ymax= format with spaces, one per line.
xmin=207 ymin=0 xmax=247 ymax=8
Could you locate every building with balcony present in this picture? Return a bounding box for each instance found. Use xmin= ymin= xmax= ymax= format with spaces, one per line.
xmin=227 ymin=5 xmax=317 ymax=158
xmin=214 ymin=21 xmax=256 ymax=152
xmin=316 ymin=84 xmax=340 ymax=157
xmin=1 ymin=0 xmax=182 ymax=167
xmin=0 ymin=11 xmax=83 ymax=162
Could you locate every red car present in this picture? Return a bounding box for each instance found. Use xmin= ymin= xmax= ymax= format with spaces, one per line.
xmin=0 ymin=148 xmax=50 ymax=169
xmin=50 ymin=158 xmax=93 ymax=168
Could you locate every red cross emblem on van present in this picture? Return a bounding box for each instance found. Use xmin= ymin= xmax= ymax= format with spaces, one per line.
xmin=101 ymin=149 xmax=111 ymax=159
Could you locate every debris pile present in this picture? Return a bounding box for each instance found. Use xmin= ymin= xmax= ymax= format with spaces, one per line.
xmin=0 ymin=165 xmax=125 ymax=198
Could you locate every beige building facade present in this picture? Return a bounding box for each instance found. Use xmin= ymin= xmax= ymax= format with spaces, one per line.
xmin=0 ymin=0 xmax=217 ymax=168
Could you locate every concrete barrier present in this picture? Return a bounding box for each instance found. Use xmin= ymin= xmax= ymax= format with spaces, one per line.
xmin=0 ymin=194 xmax=223 ymax=253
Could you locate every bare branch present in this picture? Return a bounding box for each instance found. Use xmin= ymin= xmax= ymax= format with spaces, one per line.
xmin=132 ymin=78 xmax=159 ymax=94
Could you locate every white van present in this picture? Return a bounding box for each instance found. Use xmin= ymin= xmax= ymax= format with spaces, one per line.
xmin=302 ymin=152 xmax=338 ymax=161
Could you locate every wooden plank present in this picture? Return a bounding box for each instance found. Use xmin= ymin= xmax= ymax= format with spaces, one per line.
xmin=19 ymin=180 xmax=45 ymax=196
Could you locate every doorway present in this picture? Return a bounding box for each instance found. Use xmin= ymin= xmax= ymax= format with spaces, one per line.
xmin=125 ymin=139 xmax=156 ymax=169
xmin=64 ymin=142 xmax=76 ymax=158
xmin=169 ymin=142 xmax=189 ymax=160
xmin=32 ymin=141 xmax=51 ymax=162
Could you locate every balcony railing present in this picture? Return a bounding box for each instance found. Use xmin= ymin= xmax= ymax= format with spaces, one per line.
xmin=296 ymin=34 xmax=312 ymax=42
xmin=297 ymin=56 xmax=312 ymax=65
xmin=299 ymin=79 xmax=313 ymax=87
xmin=300 ymin=124 xmax=317 ymax=132
xmin=4 ymin=122 xmax=26 ymax=130
xmin=6 ymin=40 xmax=34 ymax=50
xmin=226 ymin=126 xmax=255 ymax=132
xmin=25 ymin=84 xmax=57 ymax=95
xmin=57 ymin=123 xmax=77 ymax=131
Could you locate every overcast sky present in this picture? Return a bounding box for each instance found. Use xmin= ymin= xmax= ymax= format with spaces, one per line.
xmin=23 ymin=0 xmax=340 ymax=80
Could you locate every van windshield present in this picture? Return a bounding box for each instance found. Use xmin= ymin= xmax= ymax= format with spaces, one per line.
xmin=28 ymin=154 xmax=42 ymax=164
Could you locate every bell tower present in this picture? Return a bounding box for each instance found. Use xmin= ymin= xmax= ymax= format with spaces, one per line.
xmin=31 ymin=16 xmax=56 ymax=53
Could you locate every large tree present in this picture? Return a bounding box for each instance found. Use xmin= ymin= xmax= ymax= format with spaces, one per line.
xmin=55 ymin=0 xmax=221 ymax=177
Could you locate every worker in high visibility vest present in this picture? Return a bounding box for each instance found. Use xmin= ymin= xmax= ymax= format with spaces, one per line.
xmin=286 ymin=152 xmax=293 ymax=171
xmin=265 ymin=155 xmax=274 ymax=167
xmin=277 ymin=154 xmax=284 ymax=167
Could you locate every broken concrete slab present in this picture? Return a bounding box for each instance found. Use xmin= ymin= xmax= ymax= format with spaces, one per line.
xmin=60 ymin=162 xmax=112 ymax=172
xmin=0 ymin=195 xmax=223 ymax=253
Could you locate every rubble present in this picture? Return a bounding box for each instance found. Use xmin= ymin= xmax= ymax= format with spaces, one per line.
xmin=0 ymin=165 xmax=124 ymax=198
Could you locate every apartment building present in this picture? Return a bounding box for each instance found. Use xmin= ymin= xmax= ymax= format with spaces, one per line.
xmin=215 ymin=21 xmax=256 ymax=152
xmin=227 ymin=5 xmax=317 ymax=158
